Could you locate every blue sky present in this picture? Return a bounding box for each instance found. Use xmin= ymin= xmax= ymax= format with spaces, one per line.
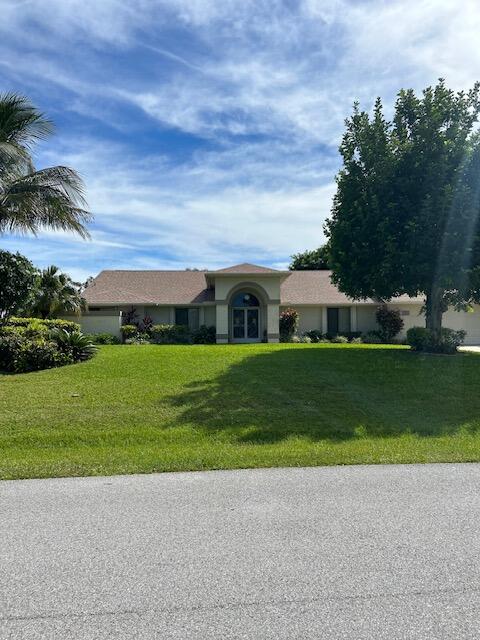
xmin=1 ymin=0 xmax=480 ymax=281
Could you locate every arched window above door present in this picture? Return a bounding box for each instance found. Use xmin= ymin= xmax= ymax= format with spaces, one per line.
xmin=231 ymin=292 xmax=260 ymax=307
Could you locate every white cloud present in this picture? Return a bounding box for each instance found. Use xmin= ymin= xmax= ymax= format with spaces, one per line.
xmin=2 ymin=0 xmax=480 ymax=276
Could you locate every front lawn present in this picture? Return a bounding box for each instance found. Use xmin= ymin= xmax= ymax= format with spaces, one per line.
xmin=2 ymin=343 xmax=480 ymax=479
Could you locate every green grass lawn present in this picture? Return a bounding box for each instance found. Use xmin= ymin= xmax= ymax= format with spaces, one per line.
xmin=2 ymin=343 xmax=480 ymax=479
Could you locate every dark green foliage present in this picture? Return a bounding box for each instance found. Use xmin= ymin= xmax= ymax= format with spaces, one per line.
xmin=362 ymin=331 xmax=384 ymax=344
xmin=326 ymin=80 xmax=480 ymax=345
xmin=325 ymin=331 xmax=362 ymax=341
xmin=289 ymin=245 xmax=331 ymax=270
xmin=12 ymin=339 xmax=73 ymax=373
xmin=29 ymin=265 xmax=85 ymax=318
xmin=86 ymin=333 xmax=121 ymax=345
xmin=375 ymin=306 xmax=404 ymax=342
xmin=0 ymin=317 xmax=95 ymax=372
xmin=120 ymin=325 xmax=138 ymax=342
xmin=407 ymin=326 xmax=466 ymax=354
xmin=303 ymin=329 xmax=324 ymax=343
xmin=279 ymin=308 xmax=299 ymax=342
xmin=0 ymin=251 xmax=38 ymax=321
xmin=192 ymin=325 xmax=216 ymax=344
xmin=52 ymin=329 xmax=97 ymax=361
xmin=151 ymin=324 xmax=191 ymax=344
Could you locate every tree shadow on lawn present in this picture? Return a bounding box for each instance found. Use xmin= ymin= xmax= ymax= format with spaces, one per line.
xmin=164 ymin=347 xmax=480 ymax=444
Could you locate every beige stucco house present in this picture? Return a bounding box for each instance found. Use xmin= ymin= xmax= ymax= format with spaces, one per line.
xmin=76 ymin=263 xmax=480 ymax=344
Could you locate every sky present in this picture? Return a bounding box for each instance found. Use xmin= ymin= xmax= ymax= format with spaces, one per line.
xmin=2 ymin=0 xmax=480 ymax=281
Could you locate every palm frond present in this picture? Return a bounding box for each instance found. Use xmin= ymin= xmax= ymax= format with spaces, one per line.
xmin=0 ymin=166 xmax=91 ymax=238
xmin=0 ymin=93 xmax=53 ymax=149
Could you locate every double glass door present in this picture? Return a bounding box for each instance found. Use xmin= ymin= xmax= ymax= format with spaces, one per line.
xmin=233 ymin=308 xmax=259 ymax=341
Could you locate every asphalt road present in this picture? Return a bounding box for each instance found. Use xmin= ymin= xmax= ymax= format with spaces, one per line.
xmin=2 ymin=464 xmax=480 ymax=639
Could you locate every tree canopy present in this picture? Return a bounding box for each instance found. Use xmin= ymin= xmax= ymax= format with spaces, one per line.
xmin=289 ymin=245 xmax=331 ymax=270
xmin=326 ymin=79 xmax=480 ymax=338
xmin=0 ymin=250 xmax=38 ymax=321
xmin=0 ymin=93 xmax=91 ymax=237
xmin=30 ymin=265 xmax=86 ymax=319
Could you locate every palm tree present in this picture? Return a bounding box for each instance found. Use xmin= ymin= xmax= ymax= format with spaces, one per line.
xmin=31 ymin=265 xmax=86 ymax=319
xmin=0 ymin=93 xmax=91 ymax=237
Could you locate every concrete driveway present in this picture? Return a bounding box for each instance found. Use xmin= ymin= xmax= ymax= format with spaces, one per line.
xmin=2 ymin=464 xmax=480 ymax=639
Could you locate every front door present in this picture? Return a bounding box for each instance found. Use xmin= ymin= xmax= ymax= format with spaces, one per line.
xmin=232 ymin=308 xmax=260 ymax=342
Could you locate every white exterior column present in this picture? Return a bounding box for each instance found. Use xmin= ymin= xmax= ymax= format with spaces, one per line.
xmin=350 ymin=305 xmax=357 ymax=332
xmin=216 ymin=304 xmax=229 ymax=343
xmin=267 ymin=303 xmax=280 ymax=342
xmin=321 ymin=307 xmax=328 ymax=334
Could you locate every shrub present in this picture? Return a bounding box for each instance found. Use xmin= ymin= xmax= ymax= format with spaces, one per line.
xmin=0 ymin=334 xmax=24 ymax=371
xmin=363 ymin=331 xmax=383 ymax=344
xmin=7 ymin=317 xmax=80 ymax=334
xmin=375 ymin=305 xmax=404 ymax=342
xmin=303 ymin=329 xmax=324 ymax=343
xmin=52 ymin=329 xmax=98 ymax=361
xmin=13 ymin=339 xmax=73 ymax=373
xmin=279 ymin=308 xmax=299 ymax=342
xmin=151 ymin=324 xmax=191 ymax=344
xmin=331 ymin=335 xmax=349 ymax=344
xmin=0 ymin=318 xmax=96 ymax=373
xmin=300 ymin=335 xmax=312 ymax=343
xmin=141 ymin=315 xmax=154 ymax=333
xmin=192 ymin=325 xmax=216 ymax=344
xmin=351 ymin=336 xmax=363 ymax=344
xmin=325 ymin=331 xmax=362 ymax=341
xmin=407 ymin=326 xmax=466 ymax=354
xmin=86 ymin=332 xmax=121 ymax=345
xmin=125 ymin=336 xmax=151 ymax=345
xmin=120 ymin=324 xmax=139 ymax=342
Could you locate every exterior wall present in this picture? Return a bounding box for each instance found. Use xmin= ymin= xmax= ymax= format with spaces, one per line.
xmin=280 ymin=306 xmax=322 ymax=335
xmin=144 ymin=306 xmax=171 ymax=324
xmin=63 ymin=313 xmax=122 ymax=337
xmin=204 ymin=306 xmax=216 ymax=327
xmin=266 ymin=303 xmax=280 ymax=342
xmin=356 ymin=306 xmax=377 ymax=334
xmin=443 ymin=305 xmax=480 ymax=345
xmin=214 ymin=276 xmax=281 ymax=302
xmin=216 ymin=304 xmax=229 ymax=343
xmin=387 ymin=304 xmax=424 ymax=338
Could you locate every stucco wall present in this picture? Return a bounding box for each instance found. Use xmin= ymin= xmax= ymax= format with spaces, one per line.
xmin=280 ymin=306 xmax=322 ymax=334
xmin=214 ymin=276 xmax=281 ymax=302
xmin=204 ymin=306 xmax=216 ymax=326
xmin=63 ymin=314 xmax=122 ymax=337
xmin=443 ymin=305 xmax=480 ymax=344
xmin=144 ymin=306 xmax=172 ymax=324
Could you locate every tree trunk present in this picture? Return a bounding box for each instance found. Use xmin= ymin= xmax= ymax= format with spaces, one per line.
xmin=425 ymin=288 xmax=444 ymax=343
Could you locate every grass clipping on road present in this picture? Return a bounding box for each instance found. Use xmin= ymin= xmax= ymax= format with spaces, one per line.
xmin=1 ymin=343 xmax=480 ymax=479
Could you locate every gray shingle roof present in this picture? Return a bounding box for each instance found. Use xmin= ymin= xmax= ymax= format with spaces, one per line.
xmin=83 ymin=268 xmax=424 ymax=306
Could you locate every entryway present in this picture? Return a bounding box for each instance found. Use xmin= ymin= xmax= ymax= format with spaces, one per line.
xmin=232 ymin=307 xmax=260 ymax=342
xmin=230 ymin=291 xmax=261 ymax=342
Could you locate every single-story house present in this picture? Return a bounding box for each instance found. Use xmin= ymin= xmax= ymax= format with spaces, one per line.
xmin=73 ymin=263 xmax=480 ymax=344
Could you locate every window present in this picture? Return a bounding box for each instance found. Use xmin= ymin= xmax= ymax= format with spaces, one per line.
xmin=175 ymin=308 xmax=200 ymax=330
xmin=231 ymin=292 xmax=260 ymax=307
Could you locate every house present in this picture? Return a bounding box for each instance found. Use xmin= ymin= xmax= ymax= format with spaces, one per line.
xmin=75 ymin=263 xmax=480 ymax=344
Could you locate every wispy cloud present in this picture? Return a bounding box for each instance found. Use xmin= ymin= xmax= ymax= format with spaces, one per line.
xmin=1 ymin=0 xmax=480 ymax=277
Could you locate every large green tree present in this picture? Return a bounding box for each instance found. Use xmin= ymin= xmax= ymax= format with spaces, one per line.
xmin=289 ymin=245 xmax=331 ymax=270
xmin=0 ymin=93 xmax=91 ymax=237
xmin=30 ymin=265 xmax=86 ymax=319
xmin=326 ymin=80 xmax=480 ymax=340
xmin=0 ymin=250 xmax=38 ymax=321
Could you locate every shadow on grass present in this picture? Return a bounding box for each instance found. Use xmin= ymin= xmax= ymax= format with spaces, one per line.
xmin=165 ymin=346 xmax=480 ymax=443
